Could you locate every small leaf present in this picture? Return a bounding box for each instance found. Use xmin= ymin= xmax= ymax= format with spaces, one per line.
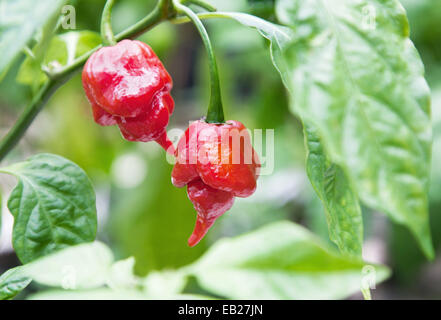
xmin=143 ymin=270 xmax=188 ymax=299
xmin=68 ymin=31 xmax=102 ymax=58
xmin=16 ymin=37 xmax=65 ymax=87
xmin=0 ymin=0 xmax=67 ymax=80
xmin=27 ymin=288 xmax=211 ymax=300
xmin=0 ymin=153 xmax=97 ymax=263
xmin=305 ymin=124 xmax=363 ymax=257
xmin=27 ymin=288 xmax=147 ymax=300
xmin=107 ymin=257 xmax=139 ymax=290
xmin=23 ymin=241 xmax=113 ymax=289
xmin=17 ymin=31 xmax=102 ymax=87
xmin=269 ymin=0 xmax=433 ymax=258
xmin=189 ymin=221 xmax=389 ymax=300
xmin=0 ymin=267 xmax=31 ymax=300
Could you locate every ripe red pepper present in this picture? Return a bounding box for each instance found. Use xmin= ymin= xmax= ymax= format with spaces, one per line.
xmin=82 ymin=39 xmax=174 ymax=152
xmin=172 ymin=120 xmax=260 ymax=246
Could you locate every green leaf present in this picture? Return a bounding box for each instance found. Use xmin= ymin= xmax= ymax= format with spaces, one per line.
xmin=22 ymin=241 xmax=112 ymax=289
xmin=17 ymin=31 xmax=102 ymax=87
xmin=27 ymin=288 xmax=211 ymax=300
xmin=198 ymin=11 xmax=294 ymax=88
xmin=15 ymin=8 xmax=60 ymax=92
xmin=0 ymin=0 xmax=67 ymax=80
xmin=0 ymin=153 xmax=97 ymax=263
xmin=0 ymin=267 xmax=31 ymax=300
xmin=27 ymin=288 xmax=148 ymax=300
xmin=188 ymin=221 xmax=389 ymax=300
xmin=271 ymin=0 xmax=433 ymax=258
xmin=3 ymin=242 xmax=210 ymax=300
xmin=4 ymin=242 xmax=134 ymax=296
xmin=107 ymin=257 xmax=139 ymax=290
xmin=21 ymin=242 xmax=209 ymax=300
xmin=305 ymin=124 xmax=363 ymax=257
xmin=143 ymin=270 xmax=188 ymax=299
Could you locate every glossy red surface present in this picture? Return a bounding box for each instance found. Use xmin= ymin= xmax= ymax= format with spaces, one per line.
xmin=82 ymin=39 xmax=174 ymax=151
xmin=172 ymin=120 xmax=260 ymax=246
xmin=187 ymin=179 xmax=235 ymax=247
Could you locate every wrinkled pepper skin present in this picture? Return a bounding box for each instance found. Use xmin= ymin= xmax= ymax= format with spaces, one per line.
xmin=82 ymin=39 xmax=174 ymax=152
xmin=172 ymin=120 xmax=260 ymax=246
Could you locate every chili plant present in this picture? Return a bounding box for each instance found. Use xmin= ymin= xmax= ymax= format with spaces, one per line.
xmin=0 ymin=0 xmax=435 ymax=300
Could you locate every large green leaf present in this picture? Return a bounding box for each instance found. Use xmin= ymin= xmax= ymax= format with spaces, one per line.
xmin=0 ymin=153 xmax=97 ymax=263
xmin=143 ymin=270 xmax=188 ymax=299
xmin=28 ymin=288 xmax=148 ymax=300
xmin=271 ymin=0 xmax=433 ymax=258
xmin=1 ymin=241 xmax=128 ymax=299
xmin=13 ymin=242 xmax=205 ymax=300
xmin=0 ymin=0 xmax=67 ymax=79
xmin=107 ymin=257 xmax=139 ymax=290
xmin=3 ymin=224 xmax=388 ymax=300
xmin=188 ymin=221 xmax=389 ymax=299
xmin=305 ymin=124 xmax=363 ymax=257
xmin=216 ymin=1 xmax=434 ymax=258
xmin=27 ymin=289 xmax=210 ymax=300
xmin=0 ymin=267 xmax=31 ymax=300
xmin=23 ymin=241 xmax=113 ymax=289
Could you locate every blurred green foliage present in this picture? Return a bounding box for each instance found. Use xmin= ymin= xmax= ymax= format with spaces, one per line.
xmin=110 ymin=149 xmax=208 ymax=274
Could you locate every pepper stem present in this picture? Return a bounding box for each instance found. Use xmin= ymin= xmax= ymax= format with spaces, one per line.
xmin=173 ymin=0 xmax=224 ymax=123
xmin=101 ymin=0 xmax=117 ymax=46
xmin=183 ymin=0 xmax=216 ymax=12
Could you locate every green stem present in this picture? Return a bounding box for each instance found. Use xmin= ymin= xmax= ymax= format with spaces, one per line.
xmin=0 ymin=0 xmax=174 ymax=162
xmin=183 ymin=0 xmax=216 ymax=12
xmin=171 ymin=11 xmax=239 ymax=24
xmin=173 ymin=0 xmax=224 ymax=123
xmin=114 ymin=0 xmax=173 ymax=41
xmin=101 ymin=0 xmax=117 ymax=46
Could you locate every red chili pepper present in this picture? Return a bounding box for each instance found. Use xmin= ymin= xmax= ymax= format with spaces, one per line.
xmin=172 ymin=120 xmax=260 ymax=246
xmin=82 ymin=39 xmax=174 ymax=152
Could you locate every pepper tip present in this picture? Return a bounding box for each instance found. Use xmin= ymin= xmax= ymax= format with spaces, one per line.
xmin=187 ymin=216 xmax=214 ymax=247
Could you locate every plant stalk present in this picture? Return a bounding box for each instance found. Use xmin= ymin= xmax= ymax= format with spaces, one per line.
xmin=173 ymin=0 xmax=224 ymax=123
xmin=101 ymin=0 xmax=117 ymax=46
xmin=183 ymin=0 xmax=216 ymax=12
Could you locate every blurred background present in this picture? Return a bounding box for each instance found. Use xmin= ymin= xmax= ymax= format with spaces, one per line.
xmin=0 ymin=0 xmax=440 ymax=299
